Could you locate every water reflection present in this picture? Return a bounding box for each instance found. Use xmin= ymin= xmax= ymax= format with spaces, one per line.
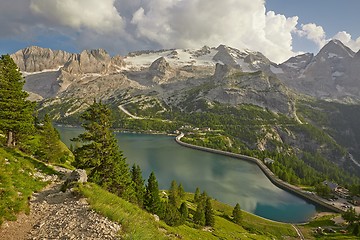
xmin=57 ymin=126 xmax=317 ymax=223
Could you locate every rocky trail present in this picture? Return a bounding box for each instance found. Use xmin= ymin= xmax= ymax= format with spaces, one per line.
xmin=0 ymin=167 xmax=121 ymax=240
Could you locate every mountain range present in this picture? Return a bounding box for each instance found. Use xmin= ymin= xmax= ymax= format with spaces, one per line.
xmin=9 ymin=40 xmax=360 ymax=180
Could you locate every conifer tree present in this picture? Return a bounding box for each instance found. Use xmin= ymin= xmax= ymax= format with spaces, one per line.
xmin=144 ymin=172 xmax=162 ymax=215
xmin=131 ymin=164 xmax=145 ymax=207
xmin=73 ymin=101 xmax=134 ymax=200
xmin=232 ymin=203 xmax=242 ymax=224
xmin=205 ymin=197 xmax=215 ymax=227
xmin=168 ymin=180 xmax=180 ymax=206
xmin=163 ymin=202 xmax=182 ymax=226
xmin=178 ymin=183 xmax=185 ymax=200
xmin=200 ymin=191 xmax=208 ymax=203
xmin=37 ymin=114 xmax=64 ymax=163
xmin=179 ymin=202 xmax=188 ymax=224
xmin=0 ymin=55 xmax=35 ymax=147
xmin=193 ymin=201 xmax=206 ymax=226
xmin=194 ymin=187 xmax=200 ymax=203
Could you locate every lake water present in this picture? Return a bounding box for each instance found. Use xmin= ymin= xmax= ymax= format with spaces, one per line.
xmin=57 ymin=126 xmax=319 ymax=223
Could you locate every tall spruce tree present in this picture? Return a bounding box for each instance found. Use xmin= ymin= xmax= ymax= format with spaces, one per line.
xmin=178 ymin=183 xmax=185 ymax=200
xmin=232 ymin=203 xmax=242 ymax=224
xmin=194 ymin=187 xmax=201 ymax=203
xmin=205 ymin=197 xmax=215 ymax=227
xmin=73 ymin=101 xmax=134 ymax=200
xmin=144 ymin=172 xmax=162 ymax=215
xmin=168 ymin=180 xmax=180 ymax=206
xmin=131 ymin=164 xmax=146 ymax=207
xmin=193 ymin=201 xmax=206 ymax=226
xmin=179 ymin=202 xmax=188 ymax=224
xmin=36 ymin=114 xmax=64 ymax=163
xmin=0 ymin=55 xmax=34 ymax=147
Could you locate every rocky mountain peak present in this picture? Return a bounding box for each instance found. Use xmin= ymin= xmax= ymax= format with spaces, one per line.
xmin=316 ymin=39 xmax=355 ymax=60
xmin=62 ymin=49 xmax=112 ymax=74
xmin=280 ymin=53 xmax=314 ymax=72
xmin=213 ymin=45 xmax=238 ymax=66
xmin=149 ymin=57 xmax=171 ymax=75
xmin=214 ymin=63 xmax=238 ymax=81
xmin=11 ymin=46 xmax=73 ymax=72
xmin=79 ymin=49 xmax=110 ymax=62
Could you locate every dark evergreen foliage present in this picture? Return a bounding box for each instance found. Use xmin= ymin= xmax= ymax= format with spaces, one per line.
xmin=178 ymin=183 xmax=185 ymax=200
xmin=35 ymin=114 xmax=68 ymax=163
xmin=168 ymin=180 xmax=180 ymax=207
xmin=73 ymin=101 xmax=134 ymax=201
xmin=194 ymin=187 xmax=200 ymax=203
xmin=232 ymin=203 xmax=242 ymax=224
xmin=0 ymin=55 xmax=35 ymax=147
xmin=144 ymin=172 xmax=162 ymax=215
xmin=162 ymin=202 xmax=182 ymax=226
xmin=131 ymin=164 xmax=146 ymax=207
xmin=193 ymin=201 xmax=205 ymax=226
xmin=179 ymin=202 xmax=188 ymax=224
xmin=205 ymin=197 xmax=215 ymax=227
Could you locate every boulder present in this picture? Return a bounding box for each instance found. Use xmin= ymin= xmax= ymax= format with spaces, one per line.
xmin=68 ymin=169 xmax=87 ymax=183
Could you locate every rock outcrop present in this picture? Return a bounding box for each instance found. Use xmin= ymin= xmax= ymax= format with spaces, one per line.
xmin=11 ymin=46 xmax=73 ymax=72
xmin=212 ymin=63 xmax=295 ymax=114
xmin=63 ymin=49 xmax=112 ymax=74
xmin=148 ymin=57 xmax=174 ymax=84
xmin=278 ymin=40 xmax=360 ymax=103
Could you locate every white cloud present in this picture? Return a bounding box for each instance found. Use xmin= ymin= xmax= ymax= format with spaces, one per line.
xmin=30 ymin=0 xmax=124 ymax=33
xmin=297 ymin=23 xmax=326 ymax=48
xmin=332 ymin=31 xmax=360 ymax=52
xmin=129 ymin=0 xmax=299 ymax=63
xmin=7 ymin=0 xmax=354 ymax=63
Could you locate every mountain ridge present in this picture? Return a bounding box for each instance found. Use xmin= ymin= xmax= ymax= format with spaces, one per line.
xmin=8 ymin=40 xmax=360 ymax=185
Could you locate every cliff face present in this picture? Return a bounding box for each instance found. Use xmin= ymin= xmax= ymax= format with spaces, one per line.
xmin=11 ymin=46 xmax=73 ymax=72
xmin=278 ymin=40 xmax=360 ymax=103
xmin=62 ymin=49 xmax=112 ymax=74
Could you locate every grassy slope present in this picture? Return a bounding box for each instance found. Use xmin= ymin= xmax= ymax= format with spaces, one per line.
xmin=79 ymin=183 xmax=168 ymax=240
xmin=1 ymin=146 xmax=358 ymax=239
xmin=79 ymin=184 xmax=298 ymax=240
xmin=0 ymin=147 xmax=57 ymax=224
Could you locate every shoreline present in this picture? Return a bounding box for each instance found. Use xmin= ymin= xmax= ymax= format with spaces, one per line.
xmin=55 ymin=124 xmax=176 ymax=137
xmin=175 ymin=133 xmax=345 ymax=216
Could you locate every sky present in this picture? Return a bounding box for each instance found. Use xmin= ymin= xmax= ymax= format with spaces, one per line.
xmin=0 ymin=0 xmax=359 ymax=63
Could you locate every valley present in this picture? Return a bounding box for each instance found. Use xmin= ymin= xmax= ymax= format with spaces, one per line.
xmin=11 ymin=40 xmax=360 ymax=190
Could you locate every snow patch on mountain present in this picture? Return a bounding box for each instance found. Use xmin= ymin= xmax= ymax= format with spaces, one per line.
xmin=124 ymin=48 xmax=219 ymax=70
xmin=22 ymin=66 xmax=63 ymax=76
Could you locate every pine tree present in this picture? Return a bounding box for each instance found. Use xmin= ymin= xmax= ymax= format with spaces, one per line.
xmin=193 ymin=201 xmax=205 ymax=226
xmin=73 ymin=101 xmax=134 ymax=200
xmin=179 ymin=202 xmax=188 ymax=224
xmin=131 ymin=164 xmax=145 ymax=207
xmin=232 ymin=203 xmax=242 ymax=224
xmin=178 ymin=183 xmax=185 ymax=200
xmin=194 ymin=187 xmax=200 ymax=203
xmin=37 ymin=114 xmax=64 ymax=163
xmin=0 ymin=55 xmax=35 ymax=147
xmin=205 ymin=197 xmax=215 ymax=227
xmin=144 ymin=172 xmax=162 ymax=215
xmin=163 ymin=202 xmax=182 ymax=226
xmin=168 ymin=180 xmax=180 ymax=206
xmin=200 ymin=191 xmax=208 ymax=203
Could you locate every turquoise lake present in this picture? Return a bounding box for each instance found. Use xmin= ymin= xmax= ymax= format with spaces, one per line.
xmin=57 ymin=126 xmax=320 ymax=223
